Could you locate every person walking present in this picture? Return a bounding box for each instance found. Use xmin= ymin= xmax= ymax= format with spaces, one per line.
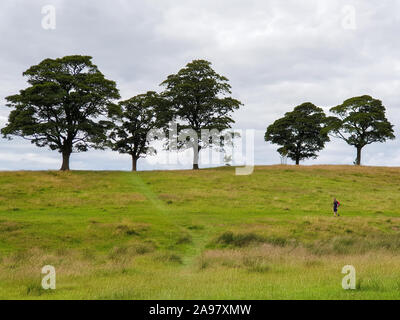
xmin=333 ymin=198 xmax=340 ymax=217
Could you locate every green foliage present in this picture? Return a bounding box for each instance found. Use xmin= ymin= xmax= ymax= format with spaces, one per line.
xmin=1 ymin=55 xmax=120 ymax=170
xmin=160 ymin=59 xmax=242 ymax=169
xmin=328 ymin=95 xmax=395 ymax=165
xmin=265 ymin=102 xmax=330 ymax=164
xmin=107 ymin=91 xmax=166 ymax=171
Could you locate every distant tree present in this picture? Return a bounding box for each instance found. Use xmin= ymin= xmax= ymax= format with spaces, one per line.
xmin=107 ymin=91 xmax=166 ymax=171
xmin=160 ymin=59 xmax=242 ymax=170
xmin=1 ymin=55 xmax=120 ymax=170
xmin=265 ymin=102 xmax=330 ymax=165
xmin=328 ymin=95 xmax=395 ymax=165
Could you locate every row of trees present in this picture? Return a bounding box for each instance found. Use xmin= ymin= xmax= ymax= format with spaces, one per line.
xmin=265 ymin=97 xmax=395 ymax=165
xmin=1 ymin=56 xmax=241 ymax=171
xmin=1 ymin=55 xmax=395 ymax=171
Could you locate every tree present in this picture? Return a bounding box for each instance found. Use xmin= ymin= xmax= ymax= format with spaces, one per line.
xmin=107 ymin=91 xmax=165 ymax=171
xmin=265 ymin=102 xmax=330 ymax=165
xmin=160 ymin=59 xmax=242 ymax=170
xmin=328 ymin=95 xmax=395 ymax=165
xmin=1 ymin=55 xmax=120 ymax=170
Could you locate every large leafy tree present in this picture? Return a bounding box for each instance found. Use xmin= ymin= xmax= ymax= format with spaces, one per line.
xmin=1 ymin=55 xmax=120 ymax=170
xmin=160 ymin=60 xmax=242 ymax=170
xmin=328 ymin=95 xmax=395 ymax=165
xmin=265 ymin=102 xmax=330 ymax=165
xmin=107 ymin=91 xmax=165 ymax=171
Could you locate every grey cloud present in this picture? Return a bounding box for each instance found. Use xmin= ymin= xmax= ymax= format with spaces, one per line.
xmin=0 ymin=0 xmax=399 ymax=170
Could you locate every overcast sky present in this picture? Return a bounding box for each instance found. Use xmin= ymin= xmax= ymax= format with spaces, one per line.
xmin=0 ymin=0 xmax=399 ymax=171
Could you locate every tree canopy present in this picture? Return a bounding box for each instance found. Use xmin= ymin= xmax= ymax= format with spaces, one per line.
xmin=1 ymin=55 xmax=120 ymax=170
xmin=1 ymin=55 xmax=396 ymax=171
xmin=265 ymin=102 xmax=330 ymax=165
xmin=160 ymin=59 xmax=242 ymax=169
xmin=107 ymin=91 xmax=165 ymax=171
xmin=328 ymin=95 xmax=395 ymax=165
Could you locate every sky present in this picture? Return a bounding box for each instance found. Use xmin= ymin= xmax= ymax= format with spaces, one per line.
xmin=0 ymin=0 xmax=399 ymax=171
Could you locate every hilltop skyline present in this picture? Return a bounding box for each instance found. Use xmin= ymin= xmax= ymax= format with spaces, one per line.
xmin=1 ymin=0 xmax=399 ymax=170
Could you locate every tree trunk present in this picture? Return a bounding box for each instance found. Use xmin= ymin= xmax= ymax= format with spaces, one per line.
xmin=356 ymin=146 xmax=362 ymax=165
xmin=60 ymin=151 xmax=71 ymax=171
xmin=193 ymin=145 xmax=200 ymax=170
xmin=295 ymin=147 xmax=300 ymax=165
xmin=131 ymin=155 xmax=138 ymax=172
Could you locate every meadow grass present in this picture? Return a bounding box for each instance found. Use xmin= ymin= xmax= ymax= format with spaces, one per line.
xmin=0 ymin=165 xmax=400 ymax=299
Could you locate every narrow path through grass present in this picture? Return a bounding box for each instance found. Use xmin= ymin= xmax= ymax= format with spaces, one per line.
xmin=124 ymin=172 xmax=210 ymax=266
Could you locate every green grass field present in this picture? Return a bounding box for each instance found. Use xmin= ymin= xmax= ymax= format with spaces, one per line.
xmin=1 ymin=165 xmax=400 ymax=299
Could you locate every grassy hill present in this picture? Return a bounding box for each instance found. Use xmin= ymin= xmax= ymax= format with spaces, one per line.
xmin=1 ymin=165 xmax=400 ymax=299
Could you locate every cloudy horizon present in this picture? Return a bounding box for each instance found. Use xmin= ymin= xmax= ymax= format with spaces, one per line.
xmin=1 ymin=0 xmax=399 ymax=171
